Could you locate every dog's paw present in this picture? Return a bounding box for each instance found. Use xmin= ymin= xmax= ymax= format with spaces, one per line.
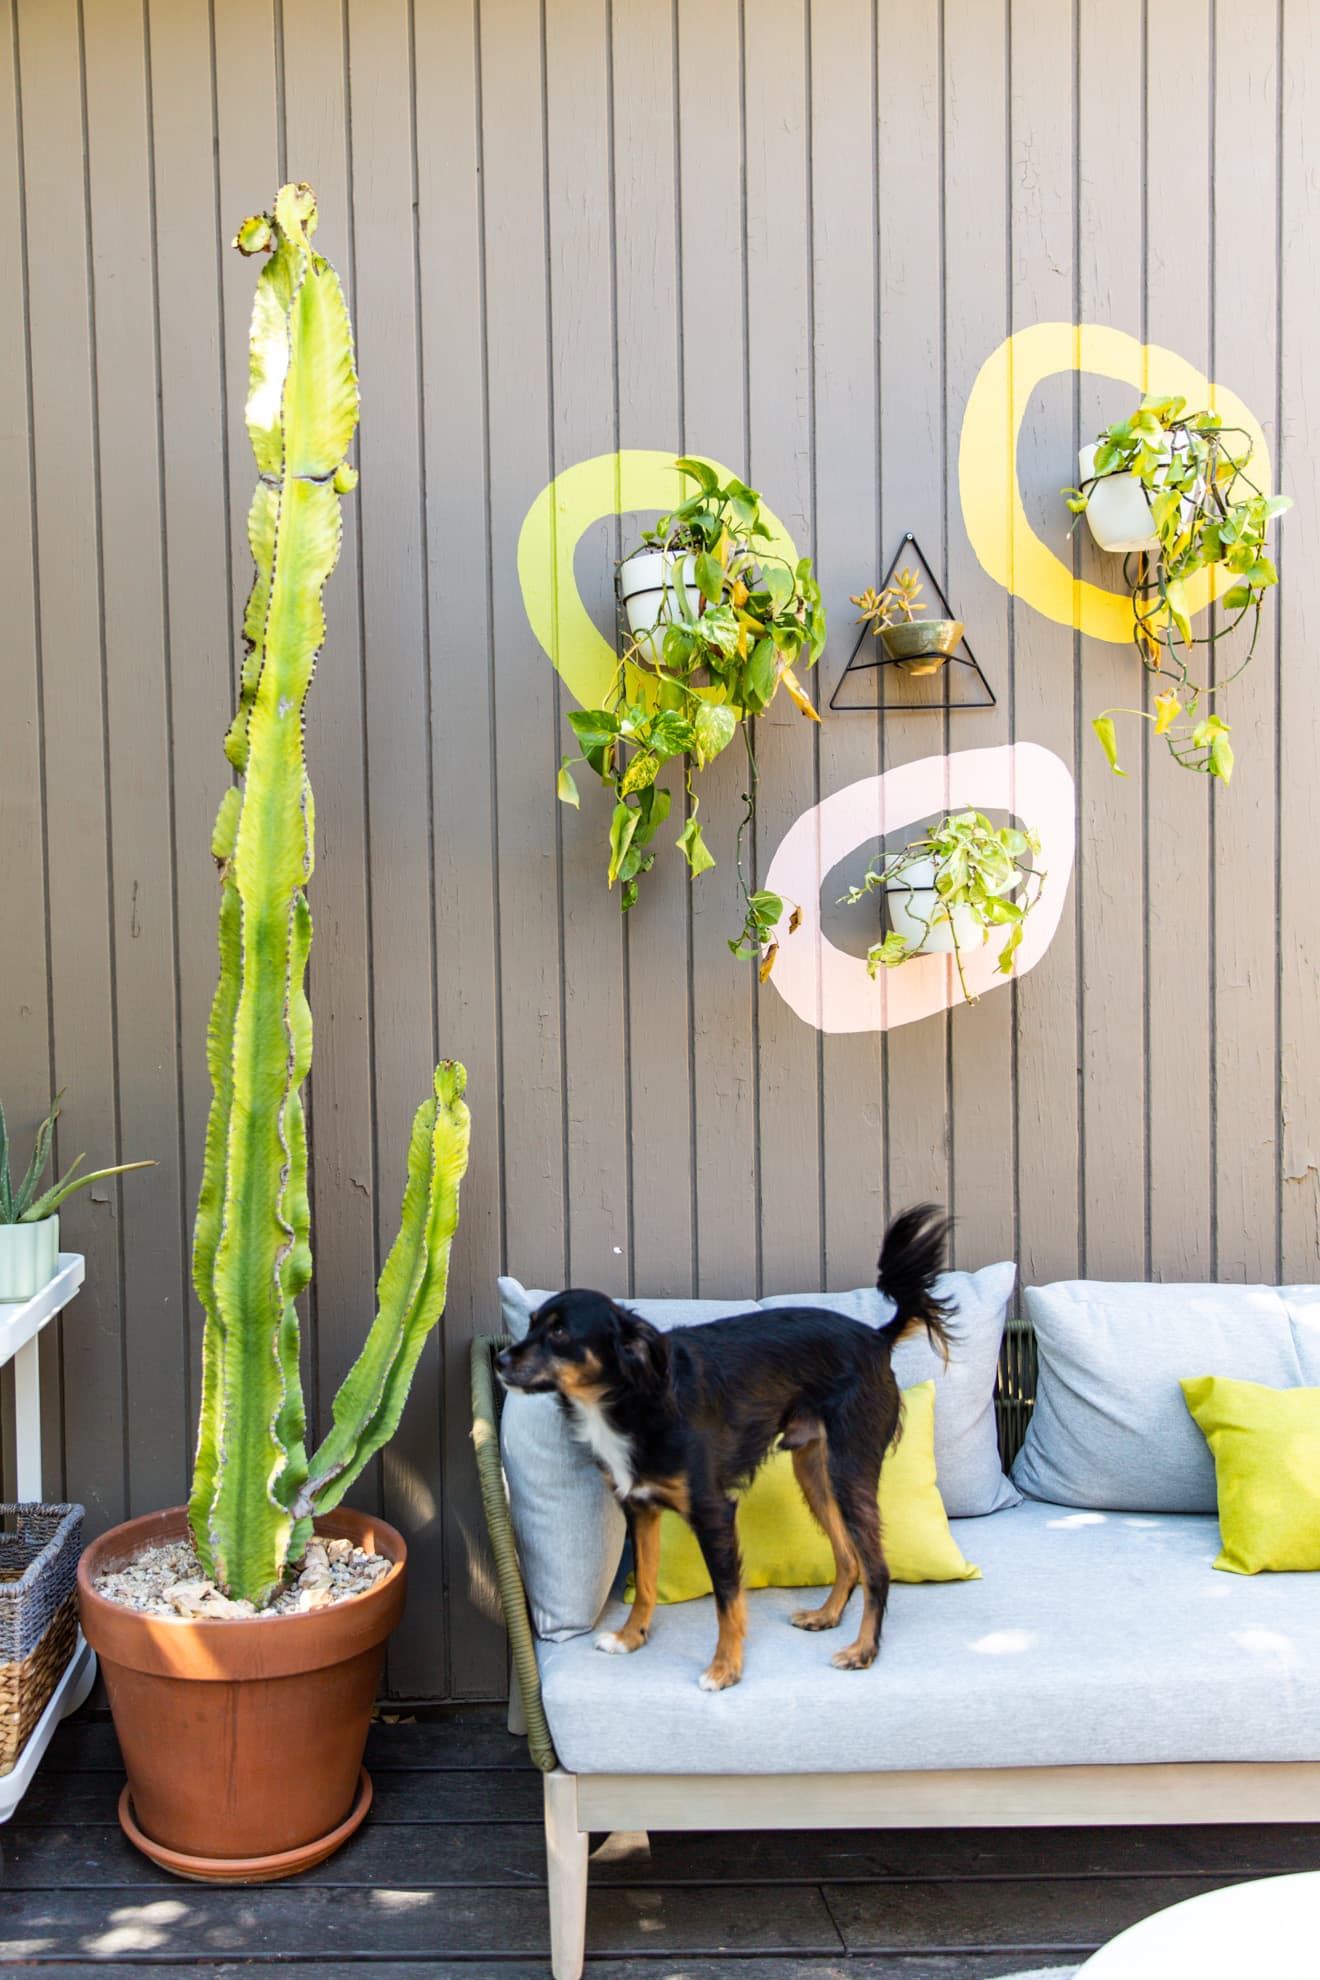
xmin=830 ymin=1641 xmax=878 ymax=1671
xmin=790 ymin=1605 xmax=842 ymax=1632
xmin=698 ymin=1663 xmax=742 ymax=1692
xmin=594 ymin=1630 xmax=639 ymax=1655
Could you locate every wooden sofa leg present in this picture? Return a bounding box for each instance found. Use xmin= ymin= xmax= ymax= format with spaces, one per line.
xmin=543 ymin=1768 xmax=588 ymax=1980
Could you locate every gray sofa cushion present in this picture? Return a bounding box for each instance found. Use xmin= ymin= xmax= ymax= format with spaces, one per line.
xmin=535 ymin=1497 xmax=1320 ymax=1775
xmin=760 ymin=1261 xmax=1019 ymax=1517
xmin=1013 ymin=1280 xmax=1320 ymax=1511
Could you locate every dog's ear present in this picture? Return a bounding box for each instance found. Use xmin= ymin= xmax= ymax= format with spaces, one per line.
xmin=610 ymin=1305 xmax=669 ymax=1387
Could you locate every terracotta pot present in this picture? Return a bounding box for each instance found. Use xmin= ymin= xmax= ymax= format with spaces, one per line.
xmin=78 ymin=1504 xmax=406 ymax=1882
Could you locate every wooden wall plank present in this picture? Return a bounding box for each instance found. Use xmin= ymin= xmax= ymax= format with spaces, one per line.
xmin=145 ymin=0 xmax=234 ymax=1448
xmin=16 ymin=0 xmax=125 ymax=1532
xmin=479 ymin=0 xmax=566 ymax=1298
xmin=413 ymin=0 xmax=506 ymax=1693
xmin=1008 ymin=0 xmax=1081 ymax=1288
xmin=809 ymin=0 xmax=885 ymax=1290
xmin=1143 ymin=0 xmax=1214 ymax=1280
xmin=1278 ymin=0 xmax=1320 ymax=1278
xmin=943 ymin=0 xmax=1015 ymax=1280
xmin=1074 ymin=0 xmax=1147 ymax=1279
xmin=82 ymin=0 xmax=189 ymax=1513
xmin=0 ymin=0 xmax=58 ymax=1496
xmin=875 ymin=0 xmax=950 ymax=1224
xmin=612 ymin=0 xmax=696 ymax=1299
xmin=1210 ymin=8 xmax=1280 ymax=1283
xmin=675 ymin=0 xmax=757 ymax=1296
xmin=343 ymin=0 xmax=443 ymax=1698
xmin=744 ymin=0 xmax=823 ymax=1295
xmin=280 ymin=0 xmax=380 ymax=1520
xmin=544 ymin=0 xmax=631 ymax=1293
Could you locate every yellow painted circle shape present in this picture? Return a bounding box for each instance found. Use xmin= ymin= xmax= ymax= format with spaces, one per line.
xmin=957 ymin=323 xmax=1271 ymax=642
xmin=516 ymin=449 xmax=800 ymax=710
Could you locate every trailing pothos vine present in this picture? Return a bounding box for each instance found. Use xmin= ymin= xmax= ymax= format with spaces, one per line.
xmin=556 ymin=459 xmax=826 ymax=973
xmin=1063 ymin=395 xmax=1290 ymax=783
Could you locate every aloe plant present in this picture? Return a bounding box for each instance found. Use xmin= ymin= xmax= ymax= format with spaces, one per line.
xmin=0 ymin=1092 xmax=153 ymax=1224
xmin=190 ymin=183 xmax=471 ymax=1608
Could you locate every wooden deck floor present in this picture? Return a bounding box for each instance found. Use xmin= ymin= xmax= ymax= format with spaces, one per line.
xmin=2 ymin=1708 xmax=1317 ymax=1975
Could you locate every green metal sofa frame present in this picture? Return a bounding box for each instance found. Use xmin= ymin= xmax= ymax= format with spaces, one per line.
xmin=470 ymin=1318 xmax=1319 ymax=1980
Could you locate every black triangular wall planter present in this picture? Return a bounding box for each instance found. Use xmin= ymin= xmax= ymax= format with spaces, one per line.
xmin=829 ymin=533 xmax=996 ymax=713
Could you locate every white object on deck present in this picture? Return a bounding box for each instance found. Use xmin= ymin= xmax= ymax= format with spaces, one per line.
xmin=1077 ymin=1869 xmax=1320 ymax=1977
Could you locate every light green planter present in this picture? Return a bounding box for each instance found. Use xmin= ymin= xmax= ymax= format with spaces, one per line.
xmin=0 ymin=1216 xmax=60 ymax=1303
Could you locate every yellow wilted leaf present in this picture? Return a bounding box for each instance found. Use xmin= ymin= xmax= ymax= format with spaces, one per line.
xmin=779 ymin=664 xmax=821 ymax=722
xmin=759 ymin=942 xmax=779 ymax=983
xmin=1154 ymin=690 xmax=1180 ymax=736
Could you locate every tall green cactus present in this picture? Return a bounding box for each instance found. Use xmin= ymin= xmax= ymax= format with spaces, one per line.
xmin=190 ymin=183 xmax=471 ymax=1608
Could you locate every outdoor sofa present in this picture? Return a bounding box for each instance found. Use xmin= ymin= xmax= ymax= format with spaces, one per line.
xmin=471 ymin=1283 xmax=1320 ymax=1980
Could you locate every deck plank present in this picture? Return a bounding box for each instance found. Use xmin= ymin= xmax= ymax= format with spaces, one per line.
xmin=0 ymin=1884 xmax=841 ymax=1963
xmin=11 ymin=1767 xmax=543 ymax=1828
xmin=0 ymin=1961 xmax=1087 ymax=1979
xmin=827 ymin=1872 xmax=1254 ymax=1951
xmin=5 ymin=1816 xmax=1317 ymax=1892
xmin=42 ymin=1717 xmax=535 ymax=1775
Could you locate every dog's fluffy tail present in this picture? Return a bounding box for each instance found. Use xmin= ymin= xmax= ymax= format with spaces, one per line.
xmin=875 ymin=1204 xmax=954 ymax=1359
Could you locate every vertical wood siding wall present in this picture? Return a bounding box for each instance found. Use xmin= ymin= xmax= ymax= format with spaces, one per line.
xmin=2 ymin=0 xmax=1315 ymax=1698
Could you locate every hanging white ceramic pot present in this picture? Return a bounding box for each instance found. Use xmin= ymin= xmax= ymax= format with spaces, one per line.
xmin=1077 ymin=442 xmax=1160 ymax=555
xmin=883 ymin=857 xmax=985 ymax=957
xmin=617 ymin=550 xmax=700 ymax=663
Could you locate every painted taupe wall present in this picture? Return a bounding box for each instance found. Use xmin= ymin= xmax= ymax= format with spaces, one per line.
xmin=1 ymin=0 xmax=1316 ymax=1698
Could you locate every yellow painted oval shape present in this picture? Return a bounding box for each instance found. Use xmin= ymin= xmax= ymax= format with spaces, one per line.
xmin=958 ymin=323 xmax=1270 ymax=641
xmin=516 ymin=449 xmax=800 ymax=710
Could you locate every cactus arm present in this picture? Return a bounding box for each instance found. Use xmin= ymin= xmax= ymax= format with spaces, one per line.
xmin=302 ymin=1063 xmax=471 ymax=1516
xmin=189 ymin=183 xmax=359 ymax=1605
xmin=188 ymin=788 xmax=243 ymax=1575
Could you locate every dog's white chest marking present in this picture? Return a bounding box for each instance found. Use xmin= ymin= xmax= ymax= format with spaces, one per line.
xmin=568 ymin=1397 xmax=635 ymax=1500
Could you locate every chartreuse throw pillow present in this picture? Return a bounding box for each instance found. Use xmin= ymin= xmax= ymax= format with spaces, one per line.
xmin=1181 ymin=1375 xmax=1320 ymax=1575
xmin=640 ymin=1382 xmax=979 ymax=1602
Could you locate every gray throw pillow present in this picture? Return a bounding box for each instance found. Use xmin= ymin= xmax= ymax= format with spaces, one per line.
xmin=1013 ymin=1279 xmax=1320 ymax=1511
xmin=758 ymin=1262 xmax=1020 ymax=1518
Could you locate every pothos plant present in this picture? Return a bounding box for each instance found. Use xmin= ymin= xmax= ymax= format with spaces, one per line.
xmin=839 ymin=810 xmax=1044 ymax=1007
xmin=1063 ymin=395 xmax=1290 ymax=784
xmin=555 ymin=460 xmax=826 ymax=974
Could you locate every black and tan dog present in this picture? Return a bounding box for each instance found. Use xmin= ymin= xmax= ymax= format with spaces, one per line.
xmin=496 ymin=1205 xmax=954 ymax=1691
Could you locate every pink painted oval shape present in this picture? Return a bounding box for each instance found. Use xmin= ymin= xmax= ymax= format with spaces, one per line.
xmin=763 ymin=743 xmax=1076 ymax=1034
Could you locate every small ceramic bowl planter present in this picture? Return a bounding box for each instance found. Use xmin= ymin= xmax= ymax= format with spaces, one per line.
xmin=877 ymin=617 xmax=965 ymax=675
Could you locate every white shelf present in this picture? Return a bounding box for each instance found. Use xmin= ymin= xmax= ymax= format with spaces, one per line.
xmin=0 ymin=1627 xmax=97 ymax=1824
xmin=0 ymin=1252 xmax=96 ymax=1822
xmin=0 ymin=1253 xmax=86 ymax=1369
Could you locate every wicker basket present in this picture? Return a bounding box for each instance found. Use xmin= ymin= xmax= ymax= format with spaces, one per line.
xmin=0 ymin=1503 xmax=84 ymax=1776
